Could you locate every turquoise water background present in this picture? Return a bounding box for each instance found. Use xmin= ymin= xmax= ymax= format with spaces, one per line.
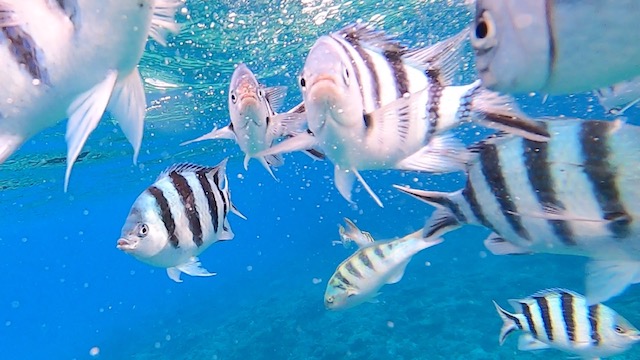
xmin=1 ymin=1 xmax=639 ymax=359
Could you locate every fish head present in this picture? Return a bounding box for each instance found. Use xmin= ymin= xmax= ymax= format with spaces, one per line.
xmin=471 ymin=0 xmax=549 ymax=93
xmin=229 ymin=63 xmax=267 ymax=130
xmin=299 ymin=35 xmax=363 ymax=133
xmin=324 ymin=277 xmax=360 ymax=310
xmin=605 ymin=313 xmax=640 ymax=349
xmin=116 ymin=192 xmax=170 ymax=260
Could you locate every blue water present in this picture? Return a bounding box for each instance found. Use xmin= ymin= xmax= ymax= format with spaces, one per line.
xmin=2 ymin=1 xmax=640 ymax=359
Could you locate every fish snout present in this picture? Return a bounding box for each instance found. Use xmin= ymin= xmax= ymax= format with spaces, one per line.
xmin=116 ymin=238 xmax=136 ymax=251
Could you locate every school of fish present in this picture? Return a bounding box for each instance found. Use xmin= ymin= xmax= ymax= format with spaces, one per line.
xmin=2 ymin=0 xmax=640 ymax=359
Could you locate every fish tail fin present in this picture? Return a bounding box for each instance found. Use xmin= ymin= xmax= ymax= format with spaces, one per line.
xmin=149 ymin=0 xmax=182 ymax=46
xmin=0 ymin=132 xmax=24 ymax=164
xmin=469 ymin=83 xmax=550 ymax=142
xmin=393 ymin=185 xmax=463 ymax=238
xmin=108 ymin=69 xmax=146 ymax=165
xmin=493 ymin=300 xmax=519 ymax=345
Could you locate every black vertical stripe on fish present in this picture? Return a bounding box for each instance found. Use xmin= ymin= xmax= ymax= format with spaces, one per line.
xmin=148 ymin=186 xmax=179 ymax=248
xmin=579 ymin=121 xmax=631 ymax=238
xmin=480 ymin=144 xmax=531 ymax=241
xmin=2 ymin=26 xmax=50 ymax=85
xmin=358 ymin=251 xmax=375 ymax=270
xmin=534 ymin=296 xmax=554 ymax=341
xmin=374 ymin=247 xmax=385 ymax=259
xmin=212 ymin=170 xmax=228 ymax=215
xmin=169 ymin=172 xmax=203 ymax=247
xmin=544 ymin=0 xmax=557 ymax=85
xmin=383 ymin=49 xmax=409 ymax=97
xmin=335 ymin=270 xmax=355 ymax=288
xmin=502 ymin=310 xmax=523 ymax=330
xmin=462 ymin=182 xmax=494 ymax=230
xmin=424 ymin=69 xmax=443 ymax=143
xmin=522 ymin=303 xmax=538 ymax=338
xmin=522 ymin=133 xmax=575 ymax=246
xmin=560 ymin=291 xmax=576 ymax=342
xmin=341 ymin=32 xmax=381 ymax=108
xmin=196 ymin=170 xmax=219 ymax=233
xmin=588 ymin=304 xmax=601 ymax=346
xmin=331 ymin=37 xmax=367 ymax=113
xmin=345 ymin=260 xmax=363 ymax=279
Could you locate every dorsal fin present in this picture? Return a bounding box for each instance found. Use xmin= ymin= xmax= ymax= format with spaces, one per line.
xmin=529 ymin=288 xmax=581 ymax=299
xmin=157 ymin=162 xmax=219 ymax=180
xmin=335 ymin=22 xmax=407 ymax=54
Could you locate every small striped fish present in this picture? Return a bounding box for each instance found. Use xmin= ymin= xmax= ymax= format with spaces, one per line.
xmin=182 ymin=63 xmax=321 ymax=179
xmin=325 ymin=226 xmax=442 ymax=310
xmin=260 ymin=23 xmax=548 ymax=207
xmin=332 ymin=218 xmax=375 ymax=249
xmin=494 ymin=288 xmax=640 ymax=359
xmin=0 ymin=0 xmax=181 ymax=190
xmin=117 ymin=159 xmax=246 ymax=282
xmin=395 ymin=119 xmax=640 ymax=305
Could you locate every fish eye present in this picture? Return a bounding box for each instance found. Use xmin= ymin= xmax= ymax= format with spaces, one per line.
xmin=230 ymin=91 xmax=237 ymax=104
xmin=258 ymin=89 xmax=264 ymax=98
xmin=138 ymin=223 xmax=149 ymax=237
xmin=342 ymin=66 xmax=350 ymax=86
xmin=615 ymin=325 xmax=625 ymax=334
xmin=326 ymin=296 xmax=334 ymax=303
xmin=299 ymin=76 xmax=306 ymax=90
xmin=471 ymin=11 xmax=496 ymax=49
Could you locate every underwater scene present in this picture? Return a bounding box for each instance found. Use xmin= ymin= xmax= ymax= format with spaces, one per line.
xmin=2 ymin=0 xmax=640 ymax=359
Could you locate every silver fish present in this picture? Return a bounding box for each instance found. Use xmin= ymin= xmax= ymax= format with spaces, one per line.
xmin=396 ymin=119 xmax=640 ymax=305
xmin=260 ymin=23 xmax=548 ymax=207
xmin=471 ymin=0 xmax=640 ymax=94
xmin=494 ymin=288 xmax=640 ymax=359
xmin=0 ymin=0 xmax=181 ymax=190
xmin=117 ymin=159 xmax=246 ymax=282
xmin=595 ymin=76 xmax=640 ymax=115
xmin=325 ymin=224 xmax=441 ymax=310
xmin=182 ymin=63 xmax=317 ymax=179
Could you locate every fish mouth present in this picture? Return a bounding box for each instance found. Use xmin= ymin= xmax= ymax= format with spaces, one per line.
xmin=116 ymin=238 xmax=137 ymax=252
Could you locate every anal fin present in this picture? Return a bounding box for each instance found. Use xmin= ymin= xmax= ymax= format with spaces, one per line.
xmin=174 ymin=256 xmax=216 ymax=279
xmin=517 ymin=334 xmax=550 ymax=351
xmin=484 ymin=233 xmax=532 ymax=255
xmin=585 ymin=259 xmax=640 ymax=305
xmin=65 ymin=70 xmax=118 ymax=191
xmin=396 ymin=133 xmax=469 ymax=173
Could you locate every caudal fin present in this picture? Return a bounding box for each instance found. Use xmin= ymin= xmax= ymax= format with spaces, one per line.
xmin=469 ymin=83 xmax=550 ymax=142
xmin=493 ymin=300 xmax=520 ymax=345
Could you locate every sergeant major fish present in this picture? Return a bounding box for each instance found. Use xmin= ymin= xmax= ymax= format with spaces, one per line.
xmin=260 ymin=23 xmax=548 ymax=207
xmin=0 ymin=0 xmax=181 ymax=190
xmin=471 ymin=0 xmax=640 ymax=95
xmin=325 ymin=223 xmax=442 ymax=310
xmin=395 ymin=119 xmax=640 ymax=305
xmin=117 ymin=159 xmax=246 ymax=282
xmin=182 ymin=63 xmax=317 ymax=179
xmin=494 ymin=288 xmax=640 ymax=359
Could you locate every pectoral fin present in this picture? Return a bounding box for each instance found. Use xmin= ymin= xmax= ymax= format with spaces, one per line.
xmin=107 ymin=69 xmax=146 ymax=164
xmin=181 ymin=125 xmax=236 ymax=146
xmin=65 ymin=70 xmax=118 ymax=191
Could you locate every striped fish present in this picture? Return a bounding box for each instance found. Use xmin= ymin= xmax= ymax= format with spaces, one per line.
xmin=494 ymin=288 xmax=640 ymax=359
xmin=395 ymin=119 xmax=640 ymax=305
xmin=325 ymin=225 xmax=442 ymax=310
xmin=182 ymin=63 xmax=322 ymax=179
xmin=117 ymin=159 xmax=246 ymax=282
xmin=259 ymin=23 xmax=549 ymax=207
xmin=332 ymin=218 xmax=375 ymax=249
xmin=0 ymin=0 xmax=181 ymax=190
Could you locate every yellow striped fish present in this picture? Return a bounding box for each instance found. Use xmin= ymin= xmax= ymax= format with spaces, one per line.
xmin=325 ymin=226 xmax=442 ymax=310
